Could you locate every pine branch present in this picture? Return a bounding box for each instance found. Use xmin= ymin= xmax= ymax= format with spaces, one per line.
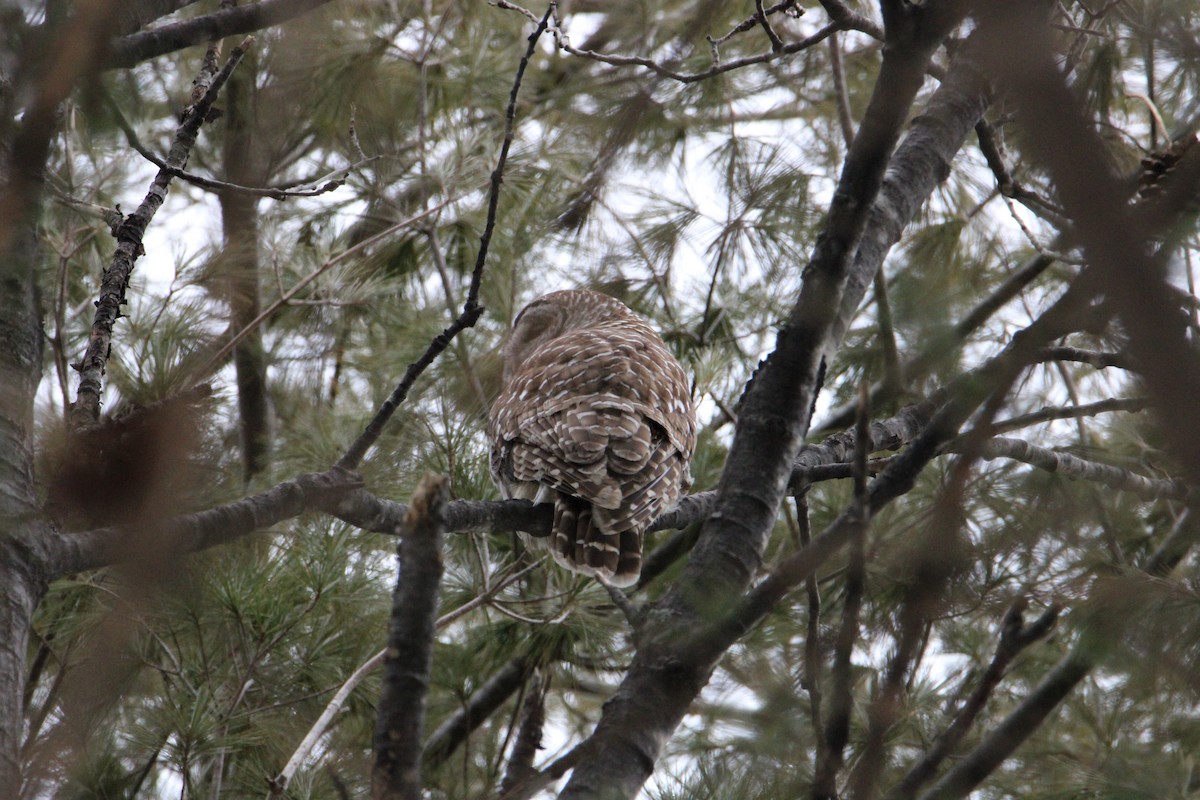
xmin=372 ymin=475 xmax=448 ymax=800
xmin=270 ymin=562 xmax=538 ymax=794
xmin=703 ymin=271 xmax=1103 ymax=671
xmin=884 ymin=600 xmax=1060 ymax=800
xmin=38 ymin=468 xmax=360 ymax=578
xmin=103 ymin=90 xmax=364 ymax=199
xmin=982 ymin=1 xmax=1200 ymax=486
xmin=70 ymin=37 xmax=255 ymax=428
xmin=422 ymin=658 xmax=534 ymax=769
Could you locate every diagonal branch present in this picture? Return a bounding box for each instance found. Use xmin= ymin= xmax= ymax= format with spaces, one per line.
xmin=556 ymin=6 xmax=970 ymax=797
xmin=336 ymin=7 xmax=550 ymax=470
xmin=884 ymin=600 xmax=1060 ymax=800
xmin=70 ymin=37 xmax=255 ymax=428
xmin=914 ymin=509 xmax=1200 ymax=800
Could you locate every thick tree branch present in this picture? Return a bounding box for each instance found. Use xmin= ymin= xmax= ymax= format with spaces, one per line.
xmin=105 ymin=0 xmax=335 ymax=68
xmin=372 ymin=475 xmax=448 ymax=800
xmin=556 ymin=6 xmax=969 ymax=797
xmin=38 ymin=468 xmax=359 ymax=579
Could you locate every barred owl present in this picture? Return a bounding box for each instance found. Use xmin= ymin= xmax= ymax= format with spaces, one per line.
xmin=487 ymin=289 xmax=697 ymax=587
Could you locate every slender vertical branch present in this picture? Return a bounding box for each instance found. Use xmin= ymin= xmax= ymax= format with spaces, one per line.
xmin=372 ymin=475 xmax=448 ymax=800
xmin=795 ymin=494 xmax=825 ymax=768
xmin=498 ymin=671 xmax=549 ymax=796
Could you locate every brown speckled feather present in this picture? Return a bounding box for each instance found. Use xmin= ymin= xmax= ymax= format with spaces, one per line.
xmin=487 ymin=290 xmax=697 ymax=587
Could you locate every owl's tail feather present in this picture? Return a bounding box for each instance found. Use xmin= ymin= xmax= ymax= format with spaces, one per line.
xmin=551 ymin=495 xmax=641 ymax=588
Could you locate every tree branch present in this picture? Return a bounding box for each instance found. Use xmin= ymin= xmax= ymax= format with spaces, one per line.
xmin=884 ymin=600 xmax=1060 ymax=800
xmin=962 ymin=435 xmax=1188 ymax=501
xmin=105 ymin=0 xmax=336 ymax=68
xmin=372 ymin=475 xmax=448 ymax=800
xmin=38 ymin=468 xmax=360 ymax=579
xmin=556 ymin=6 xmax=969 ymax=796
xmin=70 ymin=37 xmax=254 ymax=427
xmin=336 ymin=7 xmax=550 ymax=470
xmin=422 ymin=657 xmax=533 ymax=769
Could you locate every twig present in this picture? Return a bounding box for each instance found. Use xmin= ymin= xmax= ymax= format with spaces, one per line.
xmin=829 ymin=30 xmax=856 ymax=146
xmin=336 ymin=5 xmax=551 ymax=470
xmin=104 ymin=86 xmax=372 ymax=199
xmin=709 ymin=0 xmax=801 ymax=47
xmin=372 ymin=475 xmax=448 ymax=800
xmin=70 ymin=37 xmax=255 ymax=428
xmin=991 ymin=396 xmax=1149 ymax=434
xmin=196 ymin=196 xmax=460 ymax=381
xmin=1035 ymin=346 xmax=1135 ymax=370
xmin=598 ymin=576 xmax=642 ymax=631
xmin=755 ymin=0 xmax=785 ymax=52
xmin=556 ymin=22 xmax=841 ymax=85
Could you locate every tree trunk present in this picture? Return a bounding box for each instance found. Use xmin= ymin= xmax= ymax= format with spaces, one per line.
xmin=219 ymin=60 xmax=271 ymax=484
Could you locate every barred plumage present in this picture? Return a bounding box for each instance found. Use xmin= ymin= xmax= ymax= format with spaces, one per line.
xmin=487 ymin=290 xmax=697 ymax=587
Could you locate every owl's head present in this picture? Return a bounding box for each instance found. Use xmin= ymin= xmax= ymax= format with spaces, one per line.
xmin=501 ymin=290 xmax=636 ymax=381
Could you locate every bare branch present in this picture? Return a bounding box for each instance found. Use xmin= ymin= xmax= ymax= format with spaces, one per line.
xmin=104 ymin=92 xmax=367 ymax=198
xmin=106 ymin=0 xmax=337 ymax=68
xmin=991 ymin=396 xmax=1149 ymax=434
xmin=557 ymin=22 xmax=841 ymax=84
xmin=1035 ymin=347 xmax=1135 ymax=370
xmin=962 ymin=436 xmax=1188 ymax=501
xmin=372 ymin=475 xmax=448 ymax=800
xmin=38 ymin=468 xmax=360 ymax=578
xmin=70 ymin=37 xmax=255 ymax=427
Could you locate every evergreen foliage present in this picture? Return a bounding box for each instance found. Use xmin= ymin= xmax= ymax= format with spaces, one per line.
xmin=2 ymin=0 xmax=1200 ymax=798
